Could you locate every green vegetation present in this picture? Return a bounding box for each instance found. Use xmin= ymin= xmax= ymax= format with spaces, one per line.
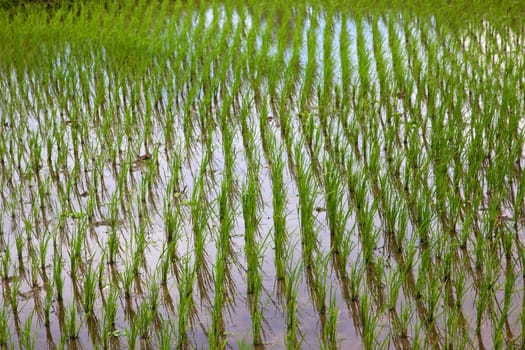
xmin=0 ymin=0 xmax=524 ymax=348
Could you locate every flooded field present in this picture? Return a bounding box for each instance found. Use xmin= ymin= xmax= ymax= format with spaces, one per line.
xmin=0 ymin=0 xmax=525 ymax=348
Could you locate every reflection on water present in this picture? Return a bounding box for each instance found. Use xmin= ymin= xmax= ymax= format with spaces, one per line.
xmin=0 ymin=2 xmax=524 ymax=349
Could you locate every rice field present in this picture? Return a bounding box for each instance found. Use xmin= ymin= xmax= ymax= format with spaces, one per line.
xmin=0 ymin=0 xmax=525 ymax=349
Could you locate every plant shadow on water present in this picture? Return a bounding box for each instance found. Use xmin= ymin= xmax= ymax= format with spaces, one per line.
xmin=0 ymin=0 xmax=524 ymax=348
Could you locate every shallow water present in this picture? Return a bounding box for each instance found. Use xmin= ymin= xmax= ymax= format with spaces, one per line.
xmin=1 ymin=3 xmax=525 ymax=349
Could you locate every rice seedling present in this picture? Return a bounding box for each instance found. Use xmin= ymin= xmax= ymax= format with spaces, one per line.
xmin=21 ymin=311 xmax=35 ymax=350
xmin=136 ymin=299 xmax=155 ymax=339
xmin=38 ymin=233 xmax=50 ymax=273
xmin=65 ymin=303 xmax=81 ymax=341
xmin=158 ymin=319 xmax=174 ymax=350
xmin=53 ymin=252 xmax=64 ymax=301
xmin=0 ymin=306 xmax=9 ymax=348
xmin=15 ymin=234 xmax=24 ymax=264
xmin=83 ymin=264 xmax=98 ymax=315
xmin=209 ymin=243 xmax=227 ymax=349
xmin=177 ymin=256 xmax=195 ymax=349
xmin=0 ymin=0 xmax=524 ymax=348
xmin=146 ymin=275 xmax=161 ymax=313
xmin=348 ymin=260 xmax=365 ymax=302
xmin=9 ymin=275 xmax=20 ymax=316
xmin=285 ymin=262 xmax=303 ymax=349
xmin=323 ymin=156 xmax=348 ymax=255
xmin=322 ymin=288 xmax=339 ymax=350
xmin=121 ymin=260 xmax=135 ymax=300
xmin=126 ymin=317 xmax=139 ymax=350
xmin=1 ymin=245 xmax=10 ymax=280
xmin=103 ymin=286 xmax=118 ymax=335
xmin=359 ymin=293 xmax=382 ymax=350
xmin=44 ymin=282 xmax=53 ymax=327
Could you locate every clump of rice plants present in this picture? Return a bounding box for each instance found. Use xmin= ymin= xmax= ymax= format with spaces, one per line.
xmin=0 ymin=0 xmax=524 ymax=348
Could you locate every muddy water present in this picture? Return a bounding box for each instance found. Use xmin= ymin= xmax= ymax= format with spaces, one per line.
xmin=1 ymin=4 xmax=525 ymax=349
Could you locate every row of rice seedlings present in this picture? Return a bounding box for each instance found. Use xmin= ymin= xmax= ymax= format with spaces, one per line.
xmin=190 ymin=153 xmax=211 ymax=288
xmin=176 ymin=256 xmax=196 ymax=349
xmin=367 ymin=20 xmax=435 ymax=344
xmin=268 ymin=137 xmax=288 ymax=281
xmin=294 ymin=141 xmax=318 ymax=269
xmin=101 ymin=286 xmax=118 ymax=348
xmin=208 ymin=162 xmax=237 ymax=348
xmin=0 ymin=306 xmax=9 ymax=347
xmin=323 ymin=154 xmax=349 ymax=257
xmin=284 ymin=262 xmax=303 ymax=349
xmin=1 ymin=1 xmax=525 ymax=347
xmin=241 ymin=170 xmax=265 ymax=346
xmin=209 ymin=240 xmax=227 ymax=349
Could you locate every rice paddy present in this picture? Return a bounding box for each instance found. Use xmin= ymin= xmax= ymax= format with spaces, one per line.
xmin=0 ymin=0 xmax=525 ymax=348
